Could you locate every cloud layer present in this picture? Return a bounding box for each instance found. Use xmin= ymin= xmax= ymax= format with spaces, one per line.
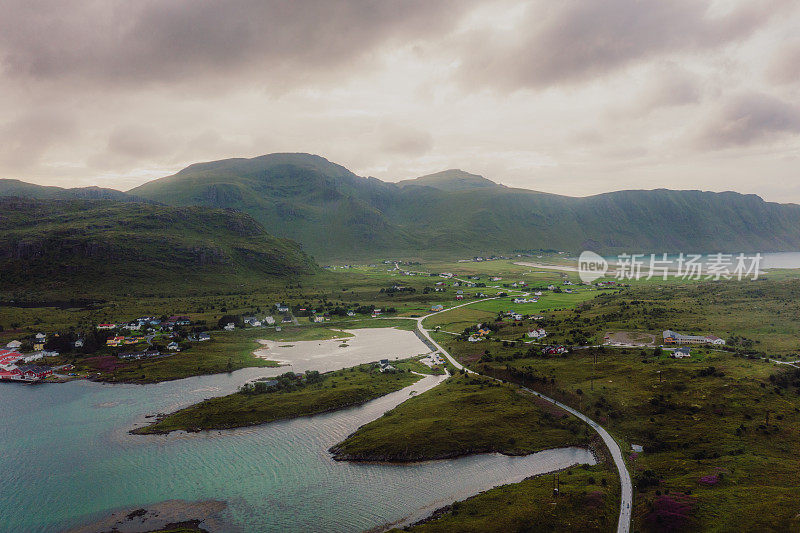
xmin=0 ymin=0 xmax=799 ymax=201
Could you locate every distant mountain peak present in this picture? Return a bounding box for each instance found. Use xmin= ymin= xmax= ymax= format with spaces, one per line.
xmin=397 ymin=169 xmax=500 ymax=191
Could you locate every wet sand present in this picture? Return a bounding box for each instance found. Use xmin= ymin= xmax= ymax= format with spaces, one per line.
xmin=253 ymin=327 xmax=431 ymax=373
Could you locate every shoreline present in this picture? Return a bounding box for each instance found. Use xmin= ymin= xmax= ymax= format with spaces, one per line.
xmin=330 ymin=443 xmax=595 ymax=464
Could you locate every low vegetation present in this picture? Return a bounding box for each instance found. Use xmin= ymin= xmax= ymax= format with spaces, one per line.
xmin=396 ymin=464 xmax=619 ymax=533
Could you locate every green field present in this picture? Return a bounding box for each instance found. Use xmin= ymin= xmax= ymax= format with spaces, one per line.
xmin=134 ymin=363 xmax=423 ymax=434
xmin=543 ymin=278 xmax=800 ymax=354
xmin=464 ymin=290 xmax=599 ymax=314
xmin=330 ymin=374 xmax=590 ymax=461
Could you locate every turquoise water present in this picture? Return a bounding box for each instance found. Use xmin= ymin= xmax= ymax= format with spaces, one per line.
xmin=0 ymin=369 xmax=594 ymax=532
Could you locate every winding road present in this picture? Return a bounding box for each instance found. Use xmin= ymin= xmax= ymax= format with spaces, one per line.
xmin=408 ymin=299 xmax=633 ymax=533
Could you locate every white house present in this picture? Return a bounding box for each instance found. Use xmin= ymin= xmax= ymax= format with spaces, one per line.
xmin=5 ymin=340 xmax=21 ymax=349
xmin=264 ymin=316 xmax=276 ymax=325
xmin=527 ymin=328 xmax=547 ymax=339
xmin=34 ymin=333 xmax=46 ymax=341
xmin=534 ymin=291 xmax=543 ymax=296
xmin=244 ymin=317 xmax=262 ymax=327
xmin=276 ymin=304 xmax=290 ymax=313
xmin=672 ymin=346 xmax=691 ymax=358
xmin=224 ymin=323 xmax=236 ymax=331
xmin=167 ymin=342 xmax=180 ymax=351
xmin=74 ymin=339 xmax=84 ymax=348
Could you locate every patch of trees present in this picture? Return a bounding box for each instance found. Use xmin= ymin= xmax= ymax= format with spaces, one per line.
xmin=239 ymin=370 xmax=325 ymax=394
xmin=217 ymin=314 xmax=243 ymax=328
xmin=769 ymin=367 xmax=800 ymax=391
xmin=697 ymin=366 xmax=725 ymax=378
xmin=380 ymin=286 xmax=416 ymax=294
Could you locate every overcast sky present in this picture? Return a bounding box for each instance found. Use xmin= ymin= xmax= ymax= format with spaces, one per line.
xmin=1 ymin=0 xmax=799 ymax=201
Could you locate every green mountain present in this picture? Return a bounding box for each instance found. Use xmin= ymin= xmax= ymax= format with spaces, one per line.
xmin=396 ymin=169 xmax=502 ymax=191
xmin=0 ymin=178 xmax=148 ymax=202
xmin=128 ymin=153 xmax=800 ymax=260
xmin=130 ymin=153 xmax=414 ymax=258
xmin=0 ymin=197 xmax=318 ymax=297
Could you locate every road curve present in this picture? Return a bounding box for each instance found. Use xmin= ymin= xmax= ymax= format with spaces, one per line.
xmin=521 ymin=387 xmax=632 ymax=533
xmin=413 ymin=300 xmax=633 ymax=533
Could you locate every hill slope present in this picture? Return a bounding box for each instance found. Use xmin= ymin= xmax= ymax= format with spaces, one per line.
xmin=0 ymin=198 xmax=318 ymax=297
xmin=129 ymin=153 xmax=800 ymax=259
xmin=0 ymin=178 xmax=148 ymax=202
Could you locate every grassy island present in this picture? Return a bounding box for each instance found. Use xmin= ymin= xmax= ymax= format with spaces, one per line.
xmin=133 ymin=364 xmax=424 ymax=434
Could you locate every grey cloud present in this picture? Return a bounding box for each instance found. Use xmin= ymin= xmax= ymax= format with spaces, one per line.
xmin=0 ymin=112 xmax=76 ymax=171
xmin=107 ymin=125 xmax=169 ymax=159
xmin=457 ymin=0 xmax=790 ymax=90
xmin=766 ymin=43 xmax=800 ymax=85
xmin=0 ymin=0 xmax=474 ymax=88
xmin=379 ymin=125 xmax=434 ymax=156
xmin=695 ymin=92 xmax=800 ymax=149
xmin=639 ymin=66 xmax=702 ymax=110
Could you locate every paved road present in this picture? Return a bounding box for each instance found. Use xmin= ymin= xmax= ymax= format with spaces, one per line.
xmin=412 ymin=300 xmax=633 ymax=533
xmin=521 ymin=386 xmax=632 ymax=532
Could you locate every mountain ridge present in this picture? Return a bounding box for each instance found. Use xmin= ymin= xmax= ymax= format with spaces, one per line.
xmin=6 ymin=153 xmax=800 ymax=260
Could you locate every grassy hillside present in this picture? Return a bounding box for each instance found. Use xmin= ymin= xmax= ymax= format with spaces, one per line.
xmin=0 ymin=197 xmax=318 ymax=297
xmin=128 ymin=153 xmax=800 ymax=260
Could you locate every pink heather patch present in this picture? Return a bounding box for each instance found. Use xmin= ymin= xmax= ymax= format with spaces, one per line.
xmin=583 ymin=490 xmax=604 ymax=509
xmin=85 ymin=355 xmax=128 ymax=372
xmin=699 ymin=474 xmax=719 ymax=485
xmin=645 ymin=492 xmax=697 ymax=532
